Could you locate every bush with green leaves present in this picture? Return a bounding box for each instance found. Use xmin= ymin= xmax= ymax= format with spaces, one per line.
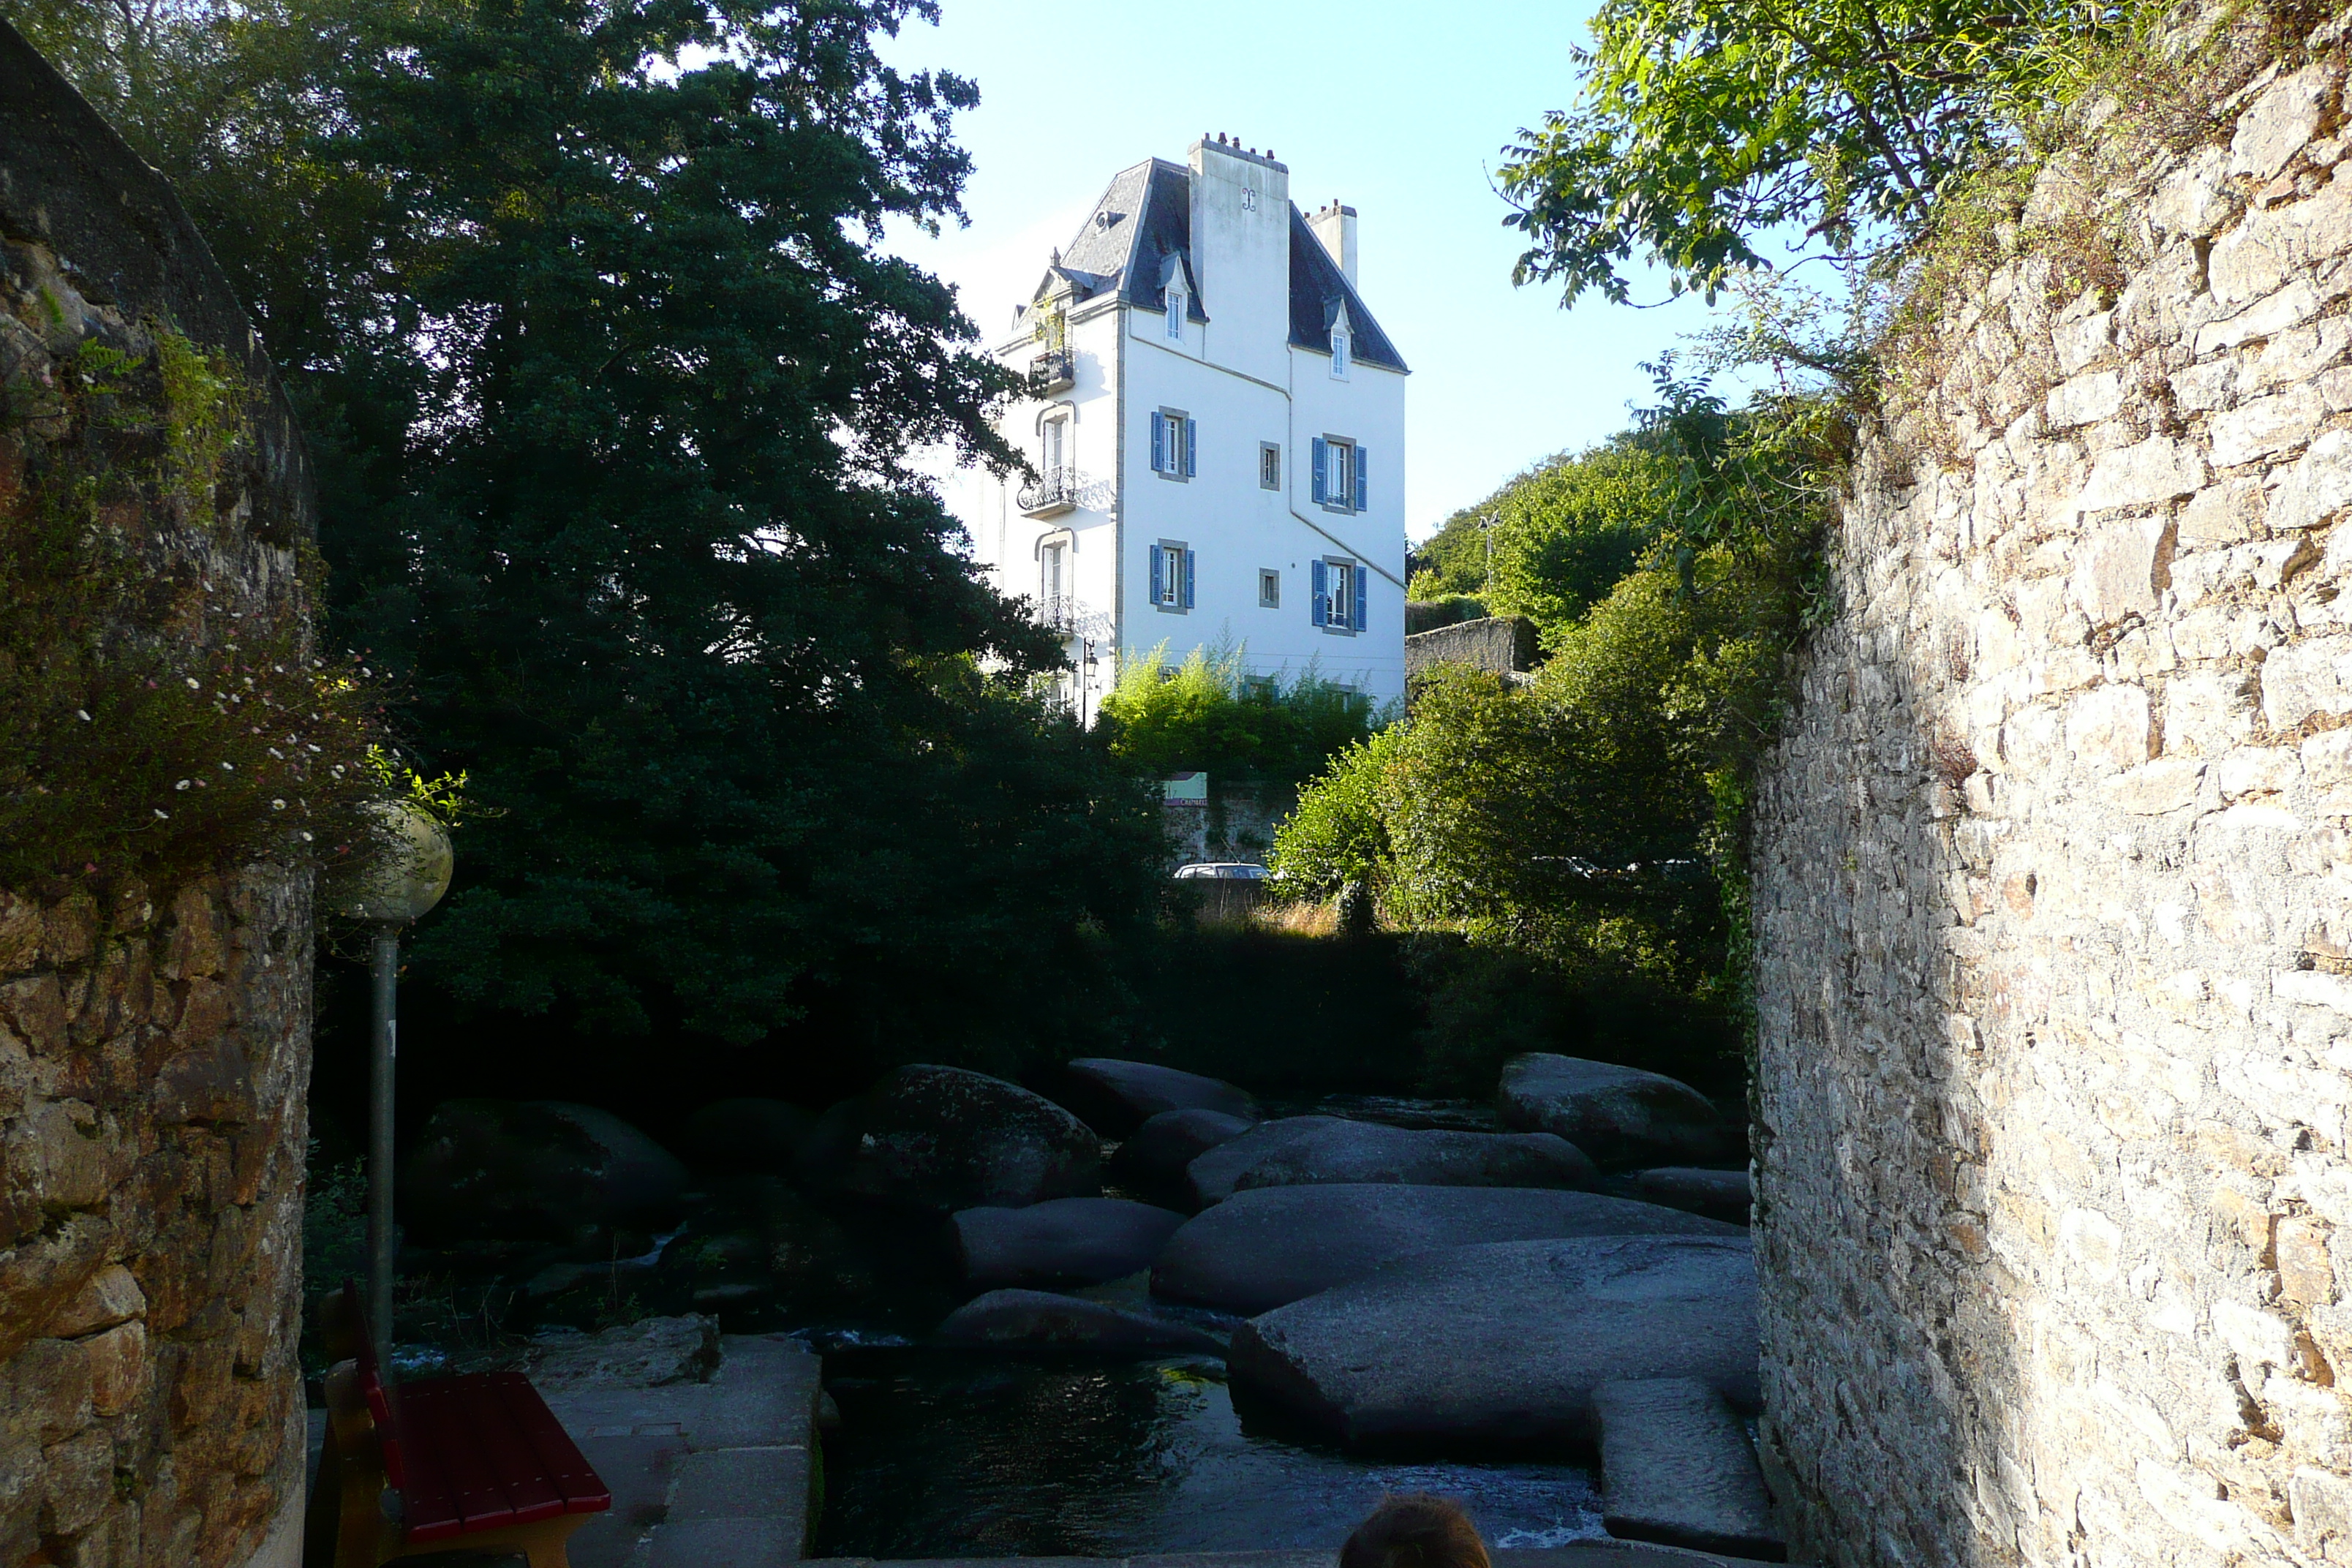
xmin=1098 ymin=641 xmax=1388 ymax=794
xmin=1410 ymin=438 xmax=1670 ymax=637
xmin=1281 ymin=381 xmax=1833 ymax=1071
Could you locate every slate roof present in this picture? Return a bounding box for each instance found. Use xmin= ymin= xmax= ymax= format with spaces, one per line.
xmin=1286 ymin=206 xmax=1406 ymax=372
xmin=1018 ymin=157 xmax=1406 ymax=374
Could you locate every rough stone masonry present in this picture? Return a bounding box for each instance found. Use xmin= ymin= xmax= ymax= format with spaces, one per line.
xmin=1750 ymin=16 xmax=2352 ymax=1568
xmin=0 ymin=24 xmax=317 ymax=1568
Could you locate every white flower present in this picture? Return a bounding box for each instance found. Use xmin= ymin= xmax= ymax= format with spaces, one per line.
xmin=301 ymin=832 xmax=314 ymax=843
xmin=268 ymin=747 xmax=284 ymax=759
xmin=153 ymin=808 xmax=169 ymax=819
xmin=175 ymin=779 xmax=191 ymax=791
xmin=220 ymin=761 xmax=234 ymax=772
xmin=185 ymin=677 xmax=201 ymax=690
xmin=271 ymin=799 xmax=286 ymax=811
xmin=307 ymin=745 xmax=322 ymax=754
xmin=75 ymin=709 xmax=92 ymax=723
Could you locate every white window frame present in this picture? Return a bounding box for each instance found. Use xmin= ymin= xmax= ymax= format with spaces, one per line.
xmin=1322 ymin=437 xmax=1354 ymax=511
xmin=1259 ymin=441 xmax=1281 ymax=491
xmin=1153 ymin=540 xmax=1193 ymax=614
xmin=1331 ymin=323 xmax=1352 ymax=379
xmin=1324 ymin=559 xmax=1359 ymax=634
xmin=1165 ymin=284 xmax=1186 ymax=340
xmin=1155 ymin=408 xmax=1192 ymax=480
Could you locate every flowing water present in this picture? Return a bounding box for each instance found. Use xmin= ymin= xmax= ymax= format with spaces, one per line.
xmin=811 ymin=1346 xmax=1607 ymax=1556
xmin=808 ymin=1090 xmax=1608 ymax=1558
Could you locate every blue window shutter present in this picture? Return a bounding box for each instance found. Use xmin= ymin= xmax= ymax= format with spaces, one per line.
xmin=1184 ymin=418 xmax=1196 ymax=478
xmin=1311 ymin=559 xmax=1328 ymax=627
xmin=1150 ymin=544 xmax=1164 ymax=604
xmin=1150 ymin=411 xmax=1166 ymax=473
xmin=1352 ymin=562 xmax=1368 ymax=631
xmin=1354 ymin=445 xmax=1369 ymax=513
xmin=1183 ymin=548 xmax=1196 ymax=608
xmin=1310 ymin=437 xmax=1327 ymax=504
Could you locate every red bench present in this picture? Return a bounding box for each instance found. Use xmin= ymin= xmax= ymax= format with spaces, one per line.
xmin=305 ymin=1284 xmax=611 ymax=1568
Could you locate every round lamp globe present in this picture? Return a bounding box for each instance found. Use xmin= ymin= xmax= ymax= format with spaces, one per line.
xmin=331 ymin=802 xmax=453 ymax=924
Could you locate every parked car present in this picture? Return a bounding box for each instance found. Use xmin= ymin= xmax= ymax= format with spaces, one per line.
xmin=1172 ymin=862 xmax=1270 ymax=881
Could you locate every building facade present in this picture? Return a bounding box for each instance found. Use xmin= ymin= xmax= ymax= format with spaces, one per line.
xmin=964 ymin=137 xmax=1410 ymax=716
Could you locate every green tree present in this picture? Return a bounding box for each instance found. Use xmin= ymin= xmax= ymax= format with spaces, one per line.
xmin=18 ymin=0 xmax=1165 ymax=1068
xmin=1414 ymin=439 xmax=1674 ymax=636
xmin=1496 ymin=0 xmax=2125 ymax=306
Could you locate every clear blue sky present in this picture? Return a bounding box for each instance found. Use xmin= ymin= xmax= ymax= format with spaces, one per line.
xmin=875 ymin=0 xmax=1725 ymax=543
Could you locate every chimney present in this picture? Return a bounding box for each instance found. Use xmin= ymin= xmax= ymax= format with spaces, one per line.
xmin=1308 ymin=203 xmax=1358 ymax=287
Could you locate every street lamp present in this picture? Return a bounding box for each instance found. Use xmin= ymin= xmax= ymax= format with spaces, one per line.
xmin=331 ymin=803 xmax=453 ymax=1360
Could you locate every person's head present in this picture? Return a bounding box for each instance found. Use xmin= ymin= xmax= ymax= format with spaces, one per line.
xmin=1340 ymin=1495 xmax=1490 ymax=1568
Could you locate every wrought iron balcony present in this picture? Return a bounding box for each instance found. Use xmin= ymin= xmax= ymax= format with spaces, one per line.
xmin=1037 ymin=593 xmax=1078 ymax=635
xmin=1017 ymin=465 xmax=1078 ymax=517
xmin=1030 ymin=348 xmax=1075 ymax=394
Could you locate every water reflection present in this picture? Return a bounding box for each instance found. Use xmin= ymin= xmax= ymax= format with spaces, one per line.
xmin=816 ymin=1349 xmax=1605 ymax=1557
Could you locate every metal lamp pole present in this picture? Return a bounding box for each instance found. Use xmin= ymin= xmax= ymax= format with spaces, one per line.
xmin=333 ymin=802 xmax=452 ymax=1366
xmin=367 ymin=920 xmax=402 ymax=1359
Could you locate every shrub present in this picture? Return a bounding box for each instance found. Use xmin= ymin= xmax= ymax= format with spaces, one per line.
xmin=1 ymin=321 xmax=385 ymax=893
xmin=1098 ymin=641 xmax=1388 ymax=792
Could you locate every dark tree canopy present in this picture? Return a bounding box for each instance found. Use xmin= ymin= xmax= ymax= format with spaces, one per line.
xmin=14 ymin=0 xmax=1165 ymax=1070
xmin=1498 ymin=0 xmax=2125 ymax=305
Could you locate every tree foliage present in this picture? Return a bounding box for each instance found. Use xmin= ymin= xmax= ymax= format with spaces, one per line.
xmin=1280 ymin=382 xmax=1833 ymax=1006
xmin=1409 ymin=438 xmax=1672 ymax=635
xmin=15 ymin=0 xmax=1165 ymax=1068
xmin=1496 ymin=0 xmax=2127 ymax=306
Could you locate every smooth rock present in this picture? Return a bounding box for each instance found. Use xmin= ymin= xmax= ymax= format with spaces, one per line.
xmin=1107 ymin=1108 xmax=1256 ymax=1208
xmin=799 ymin=1064 xmax=1101 ymax=1213
xmin=1153 ymin=1183 xmax=1741 ymax=1316
xmin=954 ymin=1197 xmax=1189 ymax=1290
xmin=938 ymin=1289 xmax=1224 ymax=1354
xmin=1597 ymin=1376 xmax=1784 ymax=1561
xmin=525 ymin=1314 xmax=721 ymax=1395
xmin=402 ymin=1098 xmax=690 ymax=1245
xmin=1057 ymin=1058 xmax=1260 ymax=1137
xmin=1622 ymin=1168 xmax=1752 ymax=1226
xmin=1186 ymin=1116 xmax=1599 ymax=1206
xmin=1497 ymin=1055 xmax=1730 ymax=1167
xmin=679 ymin=1098 xmax=817 ymax=1175
xmin=1227 ymin=1235 xmax=1757 ymax=1452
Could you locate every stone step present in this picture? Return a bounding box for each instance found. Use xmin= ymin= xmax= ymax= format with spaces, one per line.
xmin=805 ymin=1548 xmax=1752 ymax=1568
xmin=1594 ymin=1378 xmax=1785 ymax=1561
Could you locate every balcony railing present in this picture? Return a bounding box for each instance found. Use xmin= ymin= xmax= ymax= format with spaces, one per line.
xmin=1030 ymin=348 xmax=1075 ymax=394
xmin=1017 ymin=465 xmax=1078 ymax=516
xmin=1037 ymin=594 xmax=1078 ymax=635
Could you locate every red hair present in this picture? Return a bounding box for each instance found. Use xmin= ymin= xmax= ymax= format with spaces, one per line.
xmin=1340 ymin=1495 xmax=1490 ymax=1568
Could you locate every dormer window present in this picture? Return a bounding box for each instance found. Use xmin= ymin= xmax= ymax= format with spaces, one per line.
xmin=1330 ymin=305 xmax=1352 ymax=379
xmin=1165 ymin=282 xmax=1186 ymax=340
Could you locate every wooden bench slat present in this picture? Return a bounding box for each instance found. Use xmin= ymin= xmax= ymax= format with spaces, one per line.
xmin=489 ymin=1372 xmax=612 ymax=1515
xmin=401 ymin=1379 xmax=520 ymax=1534
xmin=455 ymin=1375 xmax=567 ymax=1526
xmin=386 ymin=1384 xmax=467 ymax=1542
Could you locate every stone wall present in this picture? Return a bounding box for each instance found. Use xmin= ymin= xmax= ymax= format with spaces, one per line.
xmin=1750 ymin=21 xmax=2352 ymax=1568
xmin=1 ymin=23 xmax=314 ymax=1568
xmin=1403 ymin=615 xmax=1538 ymax=685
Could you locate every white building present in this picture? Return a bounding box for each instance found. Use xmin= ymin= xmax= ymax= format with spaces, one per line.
xmin=965 ymin=136 xmax=1410 ymax=717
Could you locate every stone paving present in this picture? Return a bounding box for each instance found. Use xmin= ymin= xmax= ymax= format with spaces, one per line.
xmin=804 ymin=1548 xmax=1746 ymax=1568
xmin=307 ymin=1328 xmax=818 ymax=1567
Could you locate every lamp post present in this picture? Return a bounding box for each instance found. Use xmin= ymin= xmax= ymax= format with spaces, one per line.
xmin=332 ymin=803 xmax=453 ymax=1361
